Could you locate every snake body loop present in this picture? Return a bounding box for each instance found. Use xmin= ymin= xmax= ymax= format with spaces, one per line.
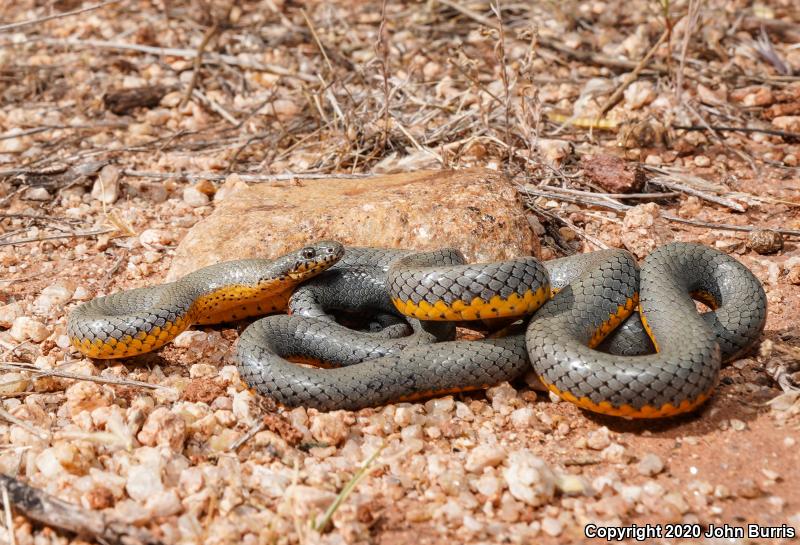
xmin=68 ymin=240 xmax=767 ymax=419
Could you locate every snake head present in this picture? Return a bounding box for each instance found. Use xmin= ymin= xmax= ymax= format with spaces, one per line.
xmin=285 ymin=240 xmax=345 ymax=280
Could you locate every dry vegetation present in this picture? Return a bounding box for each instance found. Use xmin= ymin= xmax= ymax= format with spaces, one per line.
xmin=1 ymin=0 xmax=800 ymax=544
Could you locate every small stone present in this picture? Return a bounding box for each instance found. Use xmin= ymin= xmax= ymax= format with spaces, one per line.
xmin=510 ymin=407 xmax=537 ymax=430
xmin=173 ymin=330 xmax=209 ymax=349
xmin=145 ymin=489 xmax=182 ymax=517
xmin=466 ymin=444 xmax=506 ymax=473
xmin=541 ymin=517 xmax=563 ymax=537
xmin=183 ymin=185 xmax=211 ymax=207
xmin=33 ymin=282 xmax=76 ymax=315
xmin=23 ymin=187 xmax=51 ymax=201
xmin=189 ymin=363 xmax=216 ymax=378
xmin=66 ymin=382 xmax=113 ymax=418
xmin=0 ymin=372 xmax=29 ymax=394
xmin=455 ymin=402 xmax=475 ymax=421
xmin=9 ymin=316 xmax=49 ymax=342
xmin=538 ymin=139 xmax=573 ymax=167
xmin=600 ymin=443 xmax=628 ymax=463
xmin=693 ymin=155 xmax=711 ymax=167
xmin=747 ymin=229 xmax=783 ymax=255
xmin=0 ymin=302 xmax=24 ymax=328
xmin=91 ymin=165 xmax=121 ymax=204
xmin=503 ymin=450 xmax=556 ymax=506
xmin=644 ymin=154 xmax=662 ymax=166
xmin=581 ymin=154 xmax=645 ymax=193
xmin=621 ymin=203 xmax=673 ymax=259
xmin=586 ymin=426 xmax=611 ymax=450
xmin=624 ymin=80 xmax=656 ymax=109
xmin=772 ymin=116 xmax=800 ymax=133
xmin=555 ymin=474 xmax=592 ymax=496
xmin=310 ymin=411 xmax=349 ymax=446
xmin=193 ymin=179 xmax=216 ymax=196
xmin=126 ymin=464 xmax=164 ymax=501
xmin=267 ymin=99 xmax=300 ymax=121
xmin=637 ymin=453 xmax=665 ymax=476
xmin=473 ymin=471 xmax=503 ymax=498
xmin=730 ymin=86 xmax=773 ymax=106
xmin=393 ymin=406 xmax=414 ymax=426
xmin=137 ymin=407 xmax=186 ymax=451
xmin=730 ymin=418 xmax=747 ymax=431
xmin=139 ymin=228 xmax=173 ymax=247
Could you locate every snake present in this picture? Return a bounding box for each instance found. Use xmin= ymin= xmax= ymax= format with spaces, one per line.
xmin=68 ymin=241 xmax=767 ymax=418
xmin=66 ymin=241 xmax=345 ymax=358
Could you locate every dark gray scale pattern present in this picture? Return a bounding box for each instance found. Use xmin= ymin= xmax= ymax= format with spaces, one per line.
xmin=67 ymin=241 xmax=345 ymax=350
xmin=526 ymin=243 xmax=766 ymax=412
xmin=387 ymin=251 xmax=549 ymax=307
xmin=237 ymin=318 xmax=529 ymax=411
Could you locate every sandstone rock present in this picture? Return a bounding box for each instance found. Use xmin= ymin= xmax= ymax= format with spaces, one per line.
xmin=91 ymin=165 xmax=121 ymax=204
xmin=581 ymin=154 xmax=645 ymax=193
xmin=167 ymin=169 xmax=539 ymax=279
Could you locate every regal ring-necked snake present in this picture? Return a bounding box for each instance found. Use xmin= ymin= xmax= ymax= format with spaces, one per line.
xmin=68 ymin=241 xmax=767 ymax=418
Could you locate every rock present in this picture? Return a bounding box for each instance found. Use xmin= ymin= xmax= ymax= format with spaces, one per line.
xmin=747 ymin=229 xmax=783 ymax=254
xmin=581 ymin=154 xmax=645 ymax=193
xmin=636 ymin=453 xmax=664 ymax=476
xmin=624 ymin=80 xmax=656 ymax=109
xmin=786 ymin=258 xmax=800 ymax=285
xmin=730 ymin=86 xmax=773 ymax=107
xmin=9 ymin=316 xmax=49 ymax=342
xmin=66 ymin=382 xmax=113 ymax=418
xmin=621 ymin=203 xmax=673 ymax=259
xmin=167 ymin=169 xmax=539 ymax=280
xmin=139 ymin=228 xmax=174 ymax=247
xmin=465 ymin=444 xmax=506 ymax=473
xmin=693 ymin=155 xmax=711 ymax=167
xmin=91 ymin=165 xmax=121 ymax=204
xmin=0 ymin=302 xmax=24 ymax=328
xmin=541 ymin=517 xmax=563 ymax=537
xmin=23 ymin=187 xmax=51 ymax=201
xmin=310 ymin=411 xmax=349 ymax=446
xmin=538 ymin=139 xmax=572 ymax=167
xmin=772 ymin=116 xmax=800 ymax=133
xmin=586 ymin=426 xmax=611 ymax=450
xmin=0 ymin=372 xmax=29 ymax=394
xmin=510 ymin=407 xmax=537 ymax=430
xmin=502 ymin=450 xmax=556 ymax=506
xmin=33 ymin=282 xmax=76 ymax=315
xmin=183 ymin=185 xmax=210 ymax=207
xmin=137 ymin=407 xmax=187 ymax=451
xmin=126 ymin=464 xmax=164 ymax=501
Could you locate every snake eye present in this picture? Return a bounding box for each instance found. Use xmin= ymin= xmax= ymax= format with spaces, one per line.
xmin=301 ymin=247 xmax=316 ymax=260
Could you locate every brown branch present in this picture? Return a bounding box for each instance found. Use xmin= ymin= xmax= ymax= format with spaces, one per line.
xmin=0 ymin=474 xmax=163 ymax=545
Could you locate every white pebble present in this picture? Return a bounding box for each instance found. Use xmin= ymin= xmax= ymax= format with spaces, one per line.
xmin=510 ymin=407 xmax=537 ymax=430
xmin=310 ymin=411 xmax=349 ymax=446
xmin=34 ymin=283 xmax=75 ymax=315
xmin=637 ymin=453 xmax=665 ymax=476
xmin=541 ymin=516 xmax=563 ymax=537
xmin=9 ymin=316 xmax=49 ymax=342
xmin=91 ymin=165 xmax=121 ymax=204
xmin=586 ymin=426 xmax=612 ymax=450
xmin=465 ymin=444 xmax=506 ymax=473
xmin=24 ymin=187 xmax=51 ymax=201
xmin=183 ymin=186 xmax=210 ymax=207
xmin=126 ymin=464 xmax=164 ymax=501
xmin=0 ymin=302 xmax=24 ymax=328
xmin=503 ymin=450 xmax=556 ymax=506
